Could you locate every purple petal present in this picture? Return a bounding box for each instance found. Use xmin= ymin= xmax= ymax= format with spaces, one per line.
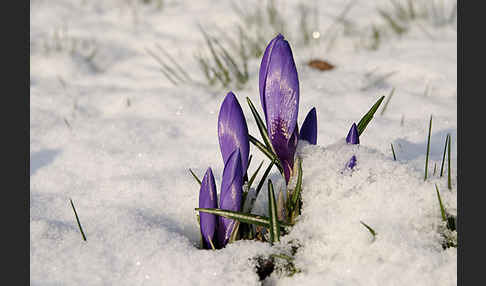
xmin=259 ymin=34 xmax=300 ymax=182
xmin=217 ymin=149 xmax=243 ymax=247
xmin=218 ymin=91 xmax=250 ymax=174
xmin=259 ymin=34 xmax=284 ymax=117
xmin=346 ymin=123 xmax=359 ymax=144
xmin=299 ymin=107 xmax=317 ymax=145
xmin=346 ymin=155 xmax=357 ymax=169
xmin=199 ymin=168 xmax=218 ymax=249
xmin=263 ymin=36 xmax=299 ymax=141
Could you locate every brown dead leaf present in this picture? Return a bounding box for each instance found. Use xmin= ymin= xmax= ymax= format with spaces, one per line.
xmin=308 ymin=59 xmax=335 ymax=71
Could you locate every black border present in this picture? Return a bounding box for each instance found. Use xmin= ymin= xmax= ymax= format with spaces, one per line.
xmin=7 ymin=0 xmax=30 ymax=284
xmin=458 ymin=0 xmax=484 ymax=285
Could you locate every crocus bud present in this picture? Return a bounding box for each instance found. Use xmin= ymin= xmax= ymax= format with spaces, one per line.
xmin=346 ymin=155 xmax=357 ymax=169
xmin=217 ymin=149 xmax=243 ymax=247
xmin=199 ymin=168 xmax=218 ymax=249
xmin=346 ymin=123 xmax=359 ymax=144
xmin=259 ymin=34 xmax=299 ymax=183
xmin=299 ymin=107 xmax=317 ymax=145
xmin=345 ymin=123 xmax=359 ymax=170
xmin=218 ymin=92 xmax=250 ymax=174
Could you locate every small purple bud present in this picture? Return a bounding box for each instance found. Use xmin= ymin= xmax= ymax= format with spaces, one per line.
xmin=346 ymin=155 xmax=357 ymax=169
xmin=199 ymin=168 xmax=218 ymax=249
xmin=259 ymin=34 xmax=300 ymax=183
xmin=217 ymin=149 xmax=243 ymax=247
xmin=346 ymin=123 xmax=359 ymax=144
xmin=299 ymin=107 xmax=317 ymax=145
xmin=218 ymin=92 xmax=250 ymax=174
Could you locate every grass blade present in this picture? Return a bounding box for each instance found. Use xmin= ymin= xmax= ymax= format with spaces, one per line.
xmin=377 ymin=9 xmax=407 ymax=35
xmin=448 ymin=134 xmax=452 ymax=189
xmin=146 ymin=48 xmax=185 ymax=85
xmin=360 ymin=220 xmax=377 ymax=240
xmin=435 ymin=184 xmax=447 ymax=222
xmin=268 ymin=180 xmax=280 ymax=244
xmin=248 ymin=160 xmax=264 ymax=188
xmin=380 ymin=88 xmax=395 ymax=116
xmin=391 ymin=143 xmax=397 ymax=161
xmin=189 ymin=168 xmax=202 ymax=186
xmin=440 ymin=134 xmax=449 ymax=177
xmin=357 ymin=96 xmax=385 ymax=136
xmin=155 ymin=43 xmax=193 ymax=82
xmin=424 ymin=115 xmax=432 ymax=181
xmin=195 ymin=208 xmax=293 ymax=228
xmin=199 ymin=26 xmax=231 ymax=86
xmin=70 ymin=199 xmax=87 ymax=242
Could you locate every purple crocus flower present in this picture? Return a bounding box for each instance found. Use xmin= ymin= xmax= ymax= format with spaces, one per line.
xmin=218 ymin=91 xmax=250 ymax=175
xmin=199 ymin=167 xmax=218 ymax=249
xmin=217 ymin=148 xmax=243 ymax=247
xmin=345 ymin=123 xmax=359 ymax=169
xmin=299 ymin=107 xmax=317 ymax=145
xmin=346 ymin=155 xmax=357 ymax=169
xmin=259 ymin=34 xmax=299 ymax=183
xmin=346 ymin=123 xmax=359 ymax=144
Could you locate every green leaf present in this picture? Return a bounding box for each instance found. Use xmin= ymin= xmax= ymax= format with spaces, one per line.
xmin=255 ymin=161 xmax=275 ymax=198
xmin=189 ymin=168 xmax=202 ymax=186
xmin=244 ymin=161 xmax=276 ymax=216
xmin=435 ymin=184 xmax=447 ymax=222
xmin=70 ymin=199 xmax=87 ymax=242
xmin=360 ymin=220 xmax=377 ymax=240
xmin=424 ymin=115 xmax=432 ymax=181
xmin=195 ymin=208 xmax=293 ymax=228
xmin=246 ymin=97 xmax=275 ymax=154
xmin=357 ymin=96 xmax=385 ymax=136
xmin=248 ymin=160 xmax=264 ymax=189
xmin=268 ymin=180 xmax=280 ymax=244
xmin=247 ymin=155 xmax=253 ymax=173
xmin=229 ymin=221 xmax=240 ymax=244
xmin=249 ymin=135 xmax=277 ymax=164
xmin=289 ymin=157 xmax=303 ymax=224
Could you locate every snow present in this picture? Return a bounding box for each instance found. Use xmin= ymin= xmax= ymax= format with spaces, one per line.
xmin=30 ymin=0 xmax=457 ymax=285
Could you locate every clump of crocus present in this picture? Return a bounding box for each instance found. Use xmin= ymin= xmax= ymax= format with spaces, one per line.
xmin=198 ymin=149 xmax=244 ymax=250
xmin=258 ymin=34 xmax=317 ymax=183
xmin=197 ymin=91 xmax=249 ymax=249
xmin=194 ymin=33 xmax=385 ymax=250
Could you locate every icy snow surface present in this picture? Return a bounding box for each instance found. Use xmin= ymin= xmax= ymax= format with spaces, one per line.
xmin=30 ymin=0 xmax=457 ymax=285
